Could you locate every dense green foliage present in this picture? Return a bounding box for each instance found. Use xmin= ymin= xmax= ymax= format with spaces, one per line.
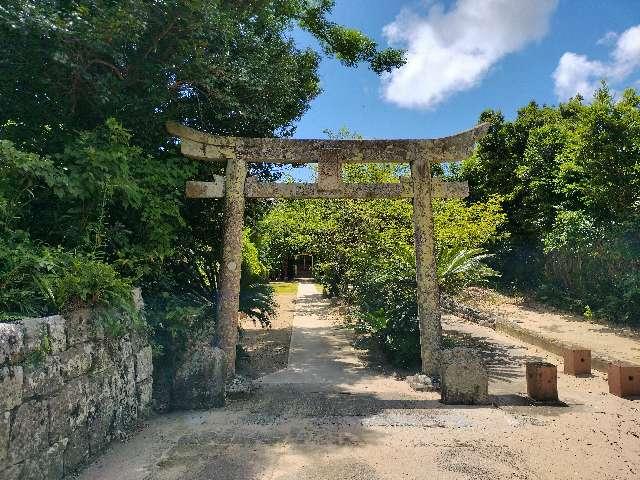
xmin=462 ymin=86 xmax=640 ymax=324
xmin=0 ymin=126 xmax=149 ymax=327
xmin=0 ymin=0 xmax=403 ymax=152
xmin=4 ymin=0 xmax=636 ymax=384
xmin=0 ymin=1 xmax=402 ymax=367
xmin=257 ymin=161 xmax=506 ymax=366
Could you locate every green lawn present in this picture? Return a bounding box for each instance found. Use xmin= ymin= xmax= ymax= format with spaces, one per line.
xmin=270 ymin=281 xmax=298 ymax=295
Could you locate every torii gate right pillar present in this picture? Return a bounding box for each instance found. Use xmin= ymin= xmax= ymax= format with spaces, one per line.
xmin=411 ymin=154 xmax=441 ymax=376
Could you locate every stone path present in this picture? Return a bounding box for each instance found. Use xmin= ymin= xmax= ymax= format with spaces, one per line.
xmin=79 ymin=281 xmax=640 ymax=480
xmin=258 ymin=281 xmax=416 ymax=394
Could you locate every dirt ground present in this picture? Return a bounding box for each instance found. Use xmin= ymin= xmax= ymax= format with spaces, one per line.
xmin=77 ymin=282 xmax=640 ymax=480
xmin=237 ymin=292 xmax=295 ymax=378
xmin=460 ymin=287 xmax=640 ymax=366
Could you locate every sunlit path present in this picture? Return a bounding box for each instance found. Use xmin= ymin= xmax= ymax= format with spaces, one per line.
xmin=77 ymin=283 xmax=640 ymax=480
xmin=259 ymin=281 xmax=416 ymax=395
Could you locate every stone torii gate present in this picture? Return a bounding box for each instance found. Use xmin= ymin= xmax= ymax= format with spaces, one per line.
xmin=167 ymin=121 xmax=488 ymax=378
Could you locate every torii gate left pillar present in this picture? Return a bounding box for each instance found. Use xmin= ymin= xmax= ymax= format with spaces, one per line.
xmin=167 ymin=122 xmax=488 ymax=378
xmin=215 ymin=156 xmax=247 ymax=371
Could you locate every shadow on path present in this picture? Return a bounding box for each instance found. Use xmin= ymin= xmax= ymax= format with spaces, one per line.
xmin=80 ymin=280 xmax=595 ymax=480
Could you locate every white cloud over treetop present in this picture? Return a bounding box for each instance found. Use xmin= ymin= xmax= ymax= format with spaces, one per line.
xmin=554 ymin=25 xmax=640 ymax=101
xmin=381 ymin=0 xmax=558 ymax=110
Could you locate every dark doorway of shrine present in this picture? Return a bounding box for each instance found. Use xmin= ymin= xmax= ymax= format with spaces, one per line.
xmin=295 ymin=254 xmax=313 ymax=278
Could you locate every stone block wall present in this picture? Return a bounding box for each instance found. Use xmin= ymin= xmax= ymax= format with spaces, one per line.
xmin=0 ymin=300 xmax=152 ymax=479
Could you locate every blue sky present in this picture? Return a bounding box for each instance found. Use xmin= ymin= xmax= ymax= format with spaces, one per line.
xmin=290 ymin=0 xmax=640 ymax=140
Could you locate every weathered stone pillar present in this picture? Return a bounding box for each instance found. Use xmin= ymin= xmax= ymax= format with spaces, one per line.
xmin=215 ymin=157 xmax=247 ymax=378
xmin=411 ymin=155 xmax=442 ymax=376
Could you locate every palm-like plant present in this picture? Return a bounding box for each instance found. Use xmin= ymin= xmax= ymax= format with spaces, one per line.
xmin=239 ymin=279 xmax=276 ymax=328
xmin=436 ymin=245 xmax=497 ymax=293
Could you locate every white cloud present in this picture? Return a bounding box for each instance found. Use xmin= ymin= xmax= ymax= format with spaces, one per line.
xmin=612 ymin=25 xmax=640 ymax=77
xmin=553 ymin=25 xmax=640 ymax=101
xmin=381 ymin=0 xmax=558 ymax=109
xmin=553 ymin=53 xmax=607 ymax=101
xmin=597 ymin=31 xmax=617 ymax=46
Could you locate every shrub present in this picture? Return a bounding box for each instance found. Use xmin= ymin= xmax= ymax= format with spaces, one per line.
xmin=0 ymin=237 xmax=139 ymax=335
xmin=436 ymin=245 xmax=498 ymax=293
xmin=541 ymin=210 xmax=640 ymax=323
xmin=462 ymin=86 xmax=640 ymax=323
xmin=45 ymin=256 xmax=141 ymax=336
xmin=0 ymin=238 xmax=59 ymax=320
xmin=349 ymin=245 xmax=497 ymax=367
xmin=256 ymin=163 xmax=506 ymax=366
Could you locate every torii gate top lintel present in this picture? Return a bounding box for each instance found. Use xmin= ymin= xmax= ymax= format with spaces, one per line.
xmin=166 ymin=121 xmax=488 ymax=201
xmin=166 ymin=121 xmax=489 ymax=164
xmin=167 ymin=121 xmax=488 ymax=379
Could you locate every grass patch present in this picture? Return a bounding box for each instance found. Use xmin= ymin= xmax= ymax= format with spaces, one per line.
xmin=270 ymin=281 xmax=298 ymax=295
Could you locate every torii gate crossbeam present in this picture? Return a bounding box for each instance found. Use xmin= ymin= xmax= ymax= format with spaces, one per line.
xmin=167 ymin=121 xmax=488 ymax=378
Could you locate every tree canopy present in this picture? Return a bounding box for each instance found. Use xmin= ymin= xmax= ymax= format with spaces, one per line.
xmin=0 ymin=0 xmax=404 ymax=153
xmin=462 ymin=86 xmax=640 ymax=322
xmin=0 ymin=0 xmax=404 ymax=367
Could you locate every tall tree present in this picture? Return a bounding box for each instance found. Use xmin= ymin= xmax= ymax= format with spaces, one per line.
xmin=0 ymin=1 xmax=405 ymax=366
xmin=461 ymin=86 xmax=640 ymax=323
xmin=0 ymin=0 xmax=404 ymax=153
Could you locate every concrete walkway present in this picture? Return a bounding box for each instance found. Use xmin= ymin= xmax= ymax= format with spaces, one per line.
xmin=258 ymin=281 xmax=416 ymax=395
xmin=78 ymin=282 xmax=640 ymax=480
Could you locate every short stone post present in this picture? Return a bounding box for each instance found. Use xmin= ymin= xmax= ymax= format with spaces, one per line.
xmin=173 ymin=344 xmax=227 ymax=409
xmin=440 ymin=347 xmax=489 ymax=404
xmin=215 ymin=157 xmax=247 ymax=378
xmin=526 ymin=362 xmax=558 ymax=402
xmin=563 ymin=348 xmax=591 ymax=376
xmin=608 ymin=363 xmax=640 ymax=398
xmin=411 ymin=155 xmax=441 ymax=376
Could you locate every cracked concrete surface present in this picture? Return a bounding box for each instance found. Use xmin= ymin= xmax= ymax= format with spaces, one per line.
xmin=78 ymin=281 xmax=640 ymax=480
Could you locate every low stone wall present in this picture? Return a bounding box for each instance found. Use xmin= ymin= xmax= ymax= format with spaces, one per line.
xmin=0 ymin=300 xmax=152 ymax=479
xmin=441 ymin=294 xmax=498 ymax=327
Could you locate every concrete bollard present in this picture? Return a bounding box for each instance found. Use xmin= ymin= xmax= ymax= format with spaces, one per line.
xmin=608 ymin=363 xmax=640 ymax=398
xmin=526 ymin=362 xmax=558 ymax=402
xmin=563 ymin=348 xmax=591 ymax=376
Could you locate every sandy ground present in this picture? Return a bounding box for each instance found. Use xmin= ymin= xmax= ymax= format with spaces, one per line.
xmin=460 ymin=287 xmax=640 ymax=366
xmin=237 ymin=292 xmax=295 ymax=379
xmin=77 ymin=282 xmax=640 ymax=480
